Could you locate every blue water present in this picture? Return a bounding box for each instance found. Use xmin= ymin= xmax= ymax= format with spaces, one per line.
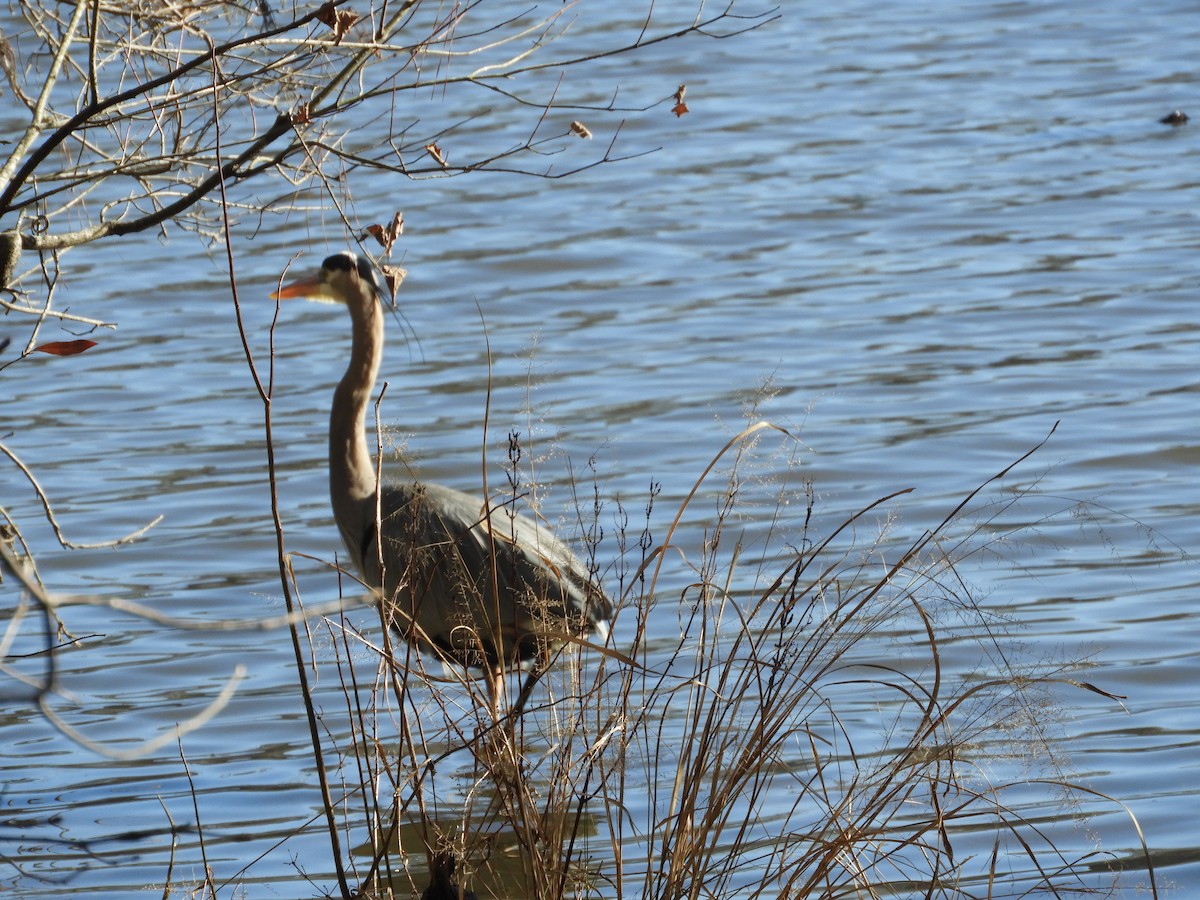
xmin=3 ymin=0 xmax=1198 ymax=895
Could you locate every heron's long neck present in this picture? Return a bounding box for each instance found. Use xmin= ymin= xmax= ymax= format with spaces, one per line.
xmin=330 ymin=297 xmax=384 ymax=555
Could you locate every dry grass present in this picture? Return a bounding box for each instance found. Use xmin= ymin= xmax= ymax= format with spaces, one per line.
xmin=277 ymin=420 xmax=1155 ymax=900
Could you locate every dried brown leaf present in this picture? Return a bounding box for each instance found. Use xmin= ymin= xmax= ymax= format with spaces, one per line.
xmin=380 ymin=265 xmax=408 ymax=297
xmin=316 ymin=2 xmax=358 ymax=43
xmin=672 ymin=83 xmax=689 ymax=117
xmin=365 ymin=211 xmax=404 ymax=254
xmin=425 ymin=142 xmax=447 ymax=167
xmin=32 ymin=339 xmax=97 ymax=357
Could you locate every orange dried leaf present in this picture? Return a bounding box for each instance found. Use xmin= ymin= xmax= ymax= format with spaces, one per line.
xmin=425 ymin=142 xmax=447 ymax=168
xmin=366 ymin=210 xmax=404 ymax=254
xmin=32 ymin=339 xmax=97 ymax=357
xmin=291 ymin=103 xmax=311 ymax=126
xmin=672 ymin=83 xmax=689 ymax=117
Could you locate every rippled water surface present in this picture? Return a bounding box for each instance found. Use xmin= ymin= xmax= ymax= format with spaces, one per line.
xmin=4 ymin=0 xmax=1199 ymax=896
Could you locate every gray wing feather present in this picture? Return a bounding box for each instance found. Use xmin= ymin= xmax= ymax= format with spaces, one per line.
xmin=360 ymin=480 xmax=610 ymax=669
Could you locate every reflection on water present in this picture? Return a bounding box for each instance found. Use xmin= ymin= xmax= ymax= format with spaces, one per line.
xmin=4 ymin=0 xmax=1200 ymax=895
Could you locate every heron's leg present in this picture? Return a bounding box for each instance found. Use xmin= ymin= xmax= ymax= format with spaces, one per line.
xmin=487 ymin=665 xmax=504 ymax=721
xmin=511 ymin=664 xmax=546 ymax=718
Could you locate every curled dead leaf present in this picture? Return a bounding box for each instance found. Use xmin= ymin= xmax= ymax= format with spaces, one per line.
xmin=425 ymin=142 xmax=447 ymax=168
xmin=316 ymin=1 xmax=358 ymax=43
xmin=570 ymin=120 xmax=592 ymax=139
xmin=380 ymin=264 xmax=408 ymax=297
xmin=672 ymin=83 xmax=689 ymax=117
xmin=365 ymin=211 xmax=404 ymax=254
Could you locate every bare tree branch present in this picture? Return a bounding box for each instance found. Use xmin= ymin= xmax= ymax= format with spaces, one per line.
xmin=0 ymin=440 xmax=163 ymax=550
xmin=0 ymin=1 xmax=777 ymax=259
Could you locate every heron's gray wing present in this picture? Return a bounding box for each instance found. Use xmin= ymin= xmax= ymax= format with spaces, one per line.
xmin=369 ymin=480 xmax=609 ymax=668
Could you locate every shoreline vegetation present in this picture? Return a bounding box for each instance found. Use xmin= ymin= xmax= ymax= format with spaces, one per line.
xmin=263 ymin=418 xmax=1157 ymax=898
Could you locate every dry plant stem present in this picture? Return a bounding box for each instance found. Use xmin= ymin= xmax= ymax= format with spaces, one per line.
xmin=474 ymin=313 xmax=511 ymax=720
xmin=230 ymin=268 xmax=351 ymax=896
xmin=155 ymin=796 xmax=179 ymax=900
xmin=216 ymin=101 xmax=353 ymax=894
xmin=367 ymin=382 xmax=437 ymax=887
xmin=328 ymin=618 xmax=395 ymax=894
xmin=1027 ymin=780 xmax=1158 ymax=898
xmin=178 ymin=738 xmax=218 ymax=900
xmin=0 ymin=439 xmax=163 ymax=550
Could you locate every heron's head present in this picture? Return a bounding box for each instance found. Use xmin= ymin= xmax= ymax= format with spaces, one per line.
xmin=272 ymin=251 xmax=389 ymax=307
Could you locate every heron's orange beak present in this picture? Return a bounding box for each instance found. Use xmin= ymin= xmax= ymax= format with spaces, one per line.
xmin=270 ymin=274 xmax=333 ymax=301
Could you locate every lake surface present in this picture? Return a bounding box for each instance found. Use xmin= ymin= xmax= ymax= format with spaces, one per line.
xmin=3 ymin=0 xmax=1198 ymax=896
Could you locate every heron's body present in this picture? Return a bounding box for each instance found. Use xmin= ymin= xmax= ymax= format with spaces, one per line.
xmin=276 ymin=251 xmax=610 ymax=688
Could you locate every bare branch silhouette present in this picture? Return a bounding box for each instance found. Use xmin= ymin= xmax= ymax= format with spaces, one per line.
xmin=0 ymin=1 xmax=779 ymax=258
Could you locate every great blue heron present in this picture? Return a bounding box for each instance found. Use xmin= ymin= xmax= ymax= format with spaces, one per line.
xmin=273 ymin=251 xmax=611 ymax=714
